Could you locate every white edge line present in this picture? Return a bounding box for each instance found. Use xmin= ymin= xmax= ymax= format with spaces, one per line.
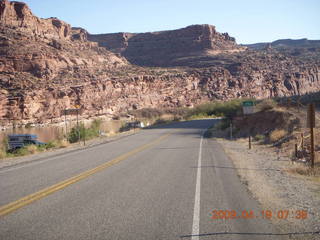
xmin=191 ymin=130 xmax=205 ymax=240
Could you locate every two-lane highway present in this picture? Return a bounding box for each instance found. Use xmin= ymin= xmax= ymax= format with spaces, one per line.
xmin=0 ymin=120 xmax=286 ymax=239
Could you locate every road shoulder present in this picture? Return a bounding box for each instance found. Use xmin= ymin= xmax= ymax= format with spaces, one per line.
xmin=215 ymin=137 xmax=320 ymax=240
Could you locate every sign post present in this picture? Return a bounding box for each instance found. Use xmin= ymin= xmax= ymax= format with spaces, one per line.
xmin=307 ymin=103 xmax=316 ymax=168
xmin=243 ymin=100 xmax=255 ymax=149
xmin=242 ymin=101 xmax=255 ymax=115
xmin=64 ymin=109 xmax=68 ymax=136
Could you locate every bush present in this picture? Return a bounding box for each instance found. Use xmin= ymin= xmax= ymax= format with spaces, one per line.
xmin=25 ymin=123 xmax=33 ymax=129
xmin=57 ymin=139 xmax=69 ymax=148
xmin=269 ymin=129 xmax=287 ymax=142
xmin=15 ymin=147 xmax=30 ymax=156
xmin=26 ymin=145 xmax=38 ymax=154
xmin=119 ymin=123 xmax=130 ymax=132
xmin=44 ymin=141 xmax=57 ymax=149
xmin=256 ymin=99 xmax=277 ymax=112
xmin=68 ymin=120 xmax=102 ymax=143
xmin=254 ymin=134 xmax=265 ymax=142
xmin=154 ymin=118 xmax=169 ymax=125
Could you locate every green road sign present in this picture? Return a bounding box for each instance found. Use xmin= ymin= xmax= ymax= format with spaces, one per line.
xmin=242 ymin=101 xmax=254 ymax=107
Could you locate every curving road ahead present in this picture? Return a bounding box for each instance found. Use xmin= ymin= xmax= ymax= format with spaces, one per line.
xmin=0 ymin=119 xmax=287 ymax=240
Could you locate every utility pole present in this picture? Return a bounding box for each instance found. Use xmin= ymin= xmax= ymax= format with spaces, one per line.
xmin=83 ymin=120 xmax=86 ymax=146
xmin=76 ymin=109 xmax=80 ymax=143
xmin=307 ymin=103 xmax=315 ymax=168
xmin=230 ymin=119 xmax=233 ymax=140
xmin=64 ymin=109 xmax=67 ymax=137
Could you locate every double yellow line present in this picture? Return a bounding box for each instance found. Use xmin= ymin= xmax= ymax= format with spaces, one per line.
xmin=0 ymin=132 xmax=172 ymax=217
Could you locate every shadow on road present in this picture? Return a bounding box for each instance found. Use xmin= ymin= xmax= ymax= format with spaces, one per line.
xmin=180 ymin=231 xmax=320 ymax=238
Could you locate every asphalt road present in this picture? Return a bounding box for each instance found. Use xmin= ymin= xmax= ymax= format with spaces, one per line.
xmin=0 ymin=119 xmax=288 ymax=240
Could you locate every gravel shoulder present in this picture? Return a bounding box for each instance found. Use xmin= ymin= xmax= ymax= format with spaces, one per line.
xmin=214 ymin=136 xmax=320 ymax=240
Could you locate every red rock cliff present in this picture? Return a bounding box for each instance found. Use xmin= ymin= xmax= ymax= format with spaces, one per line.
xmin=0 ymin=0 xmax=319 ymax=126
xmin=88 ymin=24 xmax=245 ymax=66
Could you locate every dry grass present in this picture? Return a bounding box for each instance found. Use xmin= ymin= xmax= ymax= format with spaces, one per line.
xmin=0 ymin=149 xmax=6 ymax=159
xmin=286 ymin=164 xmax=320 ymax=182
xmin=26 ymin=145 xmax=38 ymax=154
xmin=269 ymin=129 xmax=288 ymax=142
xmin=56 ymin=139 xmax=69 ymax=148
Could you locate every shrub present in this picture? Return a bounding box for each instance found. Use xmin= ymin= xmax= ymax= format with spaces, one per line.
xmin=186 ymin=99 xmax=245 ymax=120
xmin=25 ymin=123 xmax=33 ymax=128
xmin=269 ymin=129 xmax=288 ymax=142
xmin=256 ymin=99 xmax=277 ymax=112
xmin=26 ymin=145 xmax=38 ymax=154
xmin=119 ymin=123 xmax=130 ymax=132
xmin=68 ymin=125 xmax=83 ymax=143
xmin=67 ymin=120 xmax=102 ymax=143
xmin=154 ymin=118 xmax=169 ymax=125
xmin=254 ymin=134 xmax=265 ymax=142
xmin=44 ymin=141 xmax=57 ymax=149
xmin=91 ymin=119 xmax=102 ymax=132
xmin=57 ymin=139 xmax=69 ymax=148
xmin=15 ymin=147 xmax=30 ymax=156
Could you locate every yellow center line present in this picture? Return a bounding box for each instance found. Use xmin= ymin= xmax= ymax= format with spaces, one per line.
xmin=0 ymin=132 xmax=172 ymax=217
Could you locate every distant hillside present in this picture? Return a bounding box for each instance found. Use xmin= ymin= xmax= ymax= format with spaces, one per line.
xmin=88 ymin=25 xmax=246 ymax=67
xmin=244 ymin=38 xmax=320 ymax=50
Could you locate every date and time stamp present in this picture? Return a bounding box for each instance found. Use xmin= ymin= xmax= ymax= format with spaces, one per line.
xmin=210 ymin=209 xmax=308 ymax=220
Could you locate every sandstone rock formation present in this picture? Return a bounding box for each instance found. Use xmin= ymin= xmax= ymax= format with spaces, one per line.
xmin=0 ymin=0 xmax=319 ymax=127
xmin=88 ymin=24 xmax=245 ymax=66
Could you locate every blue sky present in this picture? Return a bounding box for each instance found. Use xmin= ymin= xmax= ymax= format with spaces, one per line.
xmin=22 ymin=0 xmax=320 ymax=44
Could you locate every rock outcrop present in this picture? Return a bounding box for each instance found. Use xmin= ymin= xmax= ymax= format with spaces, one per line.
xmin=0 ymin=0 xmax=126 ymax=80
xmin=244 ymin=38 xmax=320 ymax=50
xmin=88 ymin=24 xmax=245 ymax=66
xmin=0 ymin=0 xmax=319 ymax=126
xmin=0 ymin=0 xmax=72 ymax=40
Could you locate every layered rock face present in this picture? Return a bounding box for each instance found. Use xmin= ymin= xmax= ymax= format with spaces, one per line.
xmin=88 ymin=25 xmax=245 ymax=66
xmin=0 ymin=0 xmax=319 ymax=126
xmin=0 ymin=0 xmax=126 ymax=80
xmin=0 ymin=0 xmax=71 ymax=40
